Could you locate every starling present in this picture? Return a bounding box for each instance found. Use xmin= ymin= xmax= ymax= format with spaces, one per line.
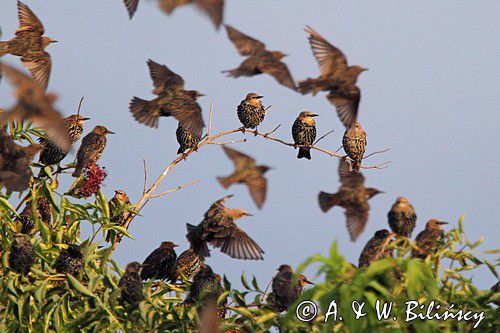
xmin=119 ymin=261 xmax=143 ymax=306
xmin=53 ymin=244 xmax=84 ymax=276
xmin=0 ymin=1 xmax=56 ymax=89
xmin=411 ymin=219 xmax=448 ymax=259
xmin=140 ymin=241 xmax=178 ymax=281
xmin=72 ymin=126 xmax=114 ymax=177
xmin=223 ymin=25 xmax=296 ymax=91
xmin=268 ymin=265 xmax=313 ymax=312
xmin=129 ymin=60 xmax=205 ymax=138
xmin=176 ymin=123 xmax=200 ymax=155
xmin=318 ymin=160 xmax=383 ymax=241
xmin=186 ymin=195 xmax=264 ymax=260
xmin=342 ymin=122 xmax=367 ymax=172
xmin=358 ymin=229 xmax=395 ymax=268
xmin=9 ymin=233 xmax=35 ymax=274
xmin=217 ymin=146 xmax=271 ymax=209
xmin=388 ymin=197 xmax=417 ymax=238
xmin=185 ymin=265 xmax=226 ymax=310
xmin=236 ymin=93 xmax=268 ymax=134
xmin=169 ymin=248 xmax=205 ymax=282
xmin=292 ymin=111 xmax=318 ymax=160
xmin=298 ymin=26 xmax=368 ymax=128
xmin=105 ymin=190 xmax=131 ymax=243
xmin=17 ymin=197 xmax=51 ymax=234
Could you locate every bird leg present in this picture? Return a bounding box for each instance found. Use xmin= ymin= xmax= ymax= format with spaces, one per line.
xmin=240 ymin=126 xmax=246 ymax=134
xmin=254 ymin=127 xmax=259 ymax=137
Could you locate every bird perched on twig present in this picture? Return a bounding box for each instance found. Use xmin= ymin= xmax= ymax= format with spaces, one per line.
xmin=412 ymin=219 xmax=448 ymax=259
xmin=388 ymin=197 xmax=417 ymax=238
xmin=16 ymin=197 xmax=51 ymax=234
xmin=105 ymin=190 xmax=131 ymax=243
xmin=185 ymin=265 xmax=226 ymax=317
xmin=358 ymin=229 xmax=395 ymax=268
xmin=53 ymin=244 xmax=84 ymax=277
xmin=342 ymin=122 xmax=367 ymax=172
xmin=119 ymin=261 xmax=143 ymax=306
xmin=298 ymin=26 xmax=367 ymax=128
xmin=9 ymin=233 xmax=35 ymax=275
xmin=140 ymin=241 xmax=178 ymax=281
xmin=236 ymin=93 xmax=268 ymax=135
xmin=268 ymin=264 xmax=313 ymax=312
xmin=217 ymin=146 xmax=271 ymax=209
xmin=186 ymin=195 xmax=264 ymax=260
xmin=72 ymin=126 xmax=114 ymax=177
xmin=169 ymin=248 xmax=205 ymax=282
xmin=223 ymin=25 xmax=296 ymax=91
xmin=318 ymin=160 xmax=383 ymax=241
xmin=176 ymin=123 xmax=201 ymax=155
xmin=0 ymin=1 xmax=57 ymax=90
xmin=292 ymin=111 xmax=318 ymax=160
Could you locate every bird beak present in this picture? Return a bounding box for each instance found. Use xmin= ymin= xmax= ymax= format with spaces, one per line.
xmin=304 ymin=279 xmax=315 ymax=285
xmin=437 ymin=221 xmax=449 ymax=225
xmin=173 ymin=244 xmax=179 ymax=247
xmin=256 ymin=95 xmax=264 ymax=99
xmin=362 ymin=68 xmax=369 ymax=72
xmin=311 ymin=114 xmax=319 ymax=117
xmin=198 ymin=93 xmax=205 ymax=97
xmin=50 ymin=39 xmax=58 ymax=43
xmin=80 ymin=117 xmax=90 ymax=121
xmin=245 ymin=213 xmax=253 ymax=217
xmin=106 ymin=130 xmax=115 ymax=134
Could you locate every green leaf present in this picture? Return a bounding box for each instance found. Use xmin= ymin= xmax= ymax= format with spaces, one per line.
xmin=241 ymin=272 xmax=250 ymax=290
xmin=40 ymin=182 xmax=60 ymax=213
xmin=67 ymin=275 xmax=95 ymax=297
xmin=96 ymin=189 xmax=110 ymax=219
xmin=0 ymin=196 xmax=20 ymax=218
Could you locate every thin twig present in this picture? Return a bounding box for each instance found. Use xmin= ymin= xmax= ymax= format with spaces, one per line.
xmin=147 ymin=180 xmax=200 ymax=199
xmin=142 ymin=159 xmax=148 ymax=195
xmin=362 ymin=161 xmax=391 ymax=170
xmin=363 ymin=148 xmax=390 ymax=160
xmin=207 ymin=100 xmax=215 ymax=138
xmin=314 ymin=129 xmax=334 ymax=145
xmin=76 ymin=97 xmax=84 ymax=117
xmin=334 ymin=145 xmax=343 ymax=153
xmin=209 ymin=139 xmax=246 ymax=145
xmin=262 ymin=124 xmax=281 ymax=137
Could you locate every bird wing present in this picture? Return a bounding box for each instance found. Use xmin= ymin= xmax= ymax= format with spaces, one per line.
xmin=338 ymin=159 xmax=365 ymax=188
xmin=204 ymin=195 xmax=233 ymax=220
xmin=76 ymin=132 xmax=102 ymax=163
xmin=17 ymin=1 xmax=44 ymax=35
xmin=344 ymin=204 xmax=369 ymax=241
xmin=246 ymin=174 xmax=267 ymax=210
xmin=123 ymin=0 xmax=139 ymax=18
xmin=195 ymin=0 xmax=224 ymax=29
xmin=158 ymin=0 xmax=190 ymax=14
xmin=222 ymin=146 xmax=255 ymax=171
xmin=147 ymin=59 xmax=185 ymax=93
xmin=167 ymin=97 xmax=205 ymax=138
xmin=211 ymin=223 xmax=264 ymax=260
xmin=257 ymin=58 xmax=297 ymax=91
xmin=326 ymin=86 xmax=360 ymax=129
xmin=305 ymin=26 xmax=348 ymax=77
xmin=21 ymin=51 xmax=51 ymax=90
xmin=225 ymin=25 xmax=266 ymax=56
xmin=141 ymin=247 xmax=163 ymax=278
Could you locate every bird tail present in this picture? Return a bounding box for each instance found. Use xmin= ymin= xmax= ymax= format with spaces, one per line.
xmin=129 ymin=97 xmax=159 ymax=128
xmin=221 ymin=68 xmax=241 ymax=78
xmin=186 ymin=223 xmax=210 ymax=258
xmin=297 ymin=78 xmax=327 ymax=96
xmin=72 ymin=163 xmax=84 ymax=177
xmin=297 ymin=148 xmax=311 ymax=160
xmin=318 ymin=191 xmax=341 ymax=212
xmin=351 ymin=160 xmax=362 ymax=172
xmin=216 ymin=176 xmax=232 ymax=189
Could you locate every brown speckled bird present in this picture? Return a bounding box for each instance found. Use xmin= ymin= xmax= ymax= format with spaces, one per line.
xmin=105 ymin=190 xmax=131 ymax=243
xmin=72 ymin=126 xmax=114 ymax=177
xmin=342 ymin=122 xmax=367 ymax=172
xmin=223 ymin=25 xmax=296 ymax=91
xmin=129 ymin=60 xmax=205 ymax=137
xmin=236 ymin=93 xmax=268 ymax=134
xmin=176 ymin=123 xmax=201 ymax=155
xmin=140 ymin=241 xmax=178 ymax=281
xmin=388 ymin=197 xmax=417 ymax=238
xmin=298 ymin=26 xmax=367 ymax=128
xmin=185 ymin=265 xmax=226 ymax=315
xmin=53 ymin=244 xmax=84 ymax=276
xmin=169 ymin=248 xmax=205 ymax=282
xmin=358 ymin=229 xmax=395 ymax=268
xmin=268 ymin=265 xmax=313 ymax=312
xmin=318 ymin=160 xmax=383 ymax=241
xmin=292 ymin=111 xmax=318 ymax=160
xmin=186 ymin=195 xmax=264 ymax=260
xmin=9 ymin=233 xmax=35 ymax=274
xmin=0 ymin=1 xmax=56 ymax=89
xmin=217 ymin=146 xmax=271 ymax=209
xmin=119 ymin=261 xmax=143 ymax=306
xmin=412 ymin=219 xmax=448 ymax=259
xmin=17 ymin=197 xmax=51 ymax=234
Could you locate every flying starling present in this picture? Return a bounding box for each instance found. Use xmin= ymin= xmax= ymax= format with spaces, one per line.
xmin=186 ymin=195 xmax=264 ymax=260
xmin=119 ymin=261 xmax=143 ymax=306
xmin=185 ymin=265 xmax=226 ymax=313
xmin=318 ymin=160 xmax=383 ymax=241
xmin=129 ymin=60 xmax=205 ymax=138
xmin=358 ymin=230 xmax=395 ymax=268
xmin=268 ymin=264 xmax=313 ymax=312
xmin=169 ymin=248 xmax=205 ymax=282
xmin=140 ymin=241 xmax=178 ymax=281
xmin=388 ymin=197 xmax=417 ymax=238
xmin=342 ymin=122 xmax=367 ymax=172
xmin=411 ymin=219 xmax=448 ymax=259
xmin=223 ymin=25 xmax=296 ymax=91
xmin=176 ymin=123 xmax=201 ymax=155
xmin=0 ymin=1 xmax=57 ymax=89
xmin=217 ymin=146 xmax=271 ymax=209
xmin=298 ymin=26 xmax=368 ymax=128
xmin=105 ymin=190 xmax=131 ymax=243
xmin=236 ymin=93 xmax=268 ymax=134
xmin=9 ymin=233 xmax=35 ymax=274
xmin=17 ymin=197 xmax=51 ymax=234
xmin=292 ymin=111 xmax=318 ymax=160
xmin=53 ymin=244 xmax=84 ymax=276
xmin=72 ymin=126 xmax=114 ymax=177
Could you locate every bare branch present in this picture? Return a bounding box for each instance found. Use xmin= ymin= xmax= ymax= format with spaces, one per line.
xmin=363 ymin=148 xmax=390 ymax=160
xmin=262 ymin=124 xmax=281 ymax=137
xmin=148 ymin=180 xmax=200 ymax=199
xmin=362 ymin=161 xmax=391 ymax=170
xmin=209 ymin=139 xmax=247 ymax=145
xmin=314 ymin=129 xmax=334 ymax=145
xmin=207 ymin=100 xmax=215 ymax=138
xmin=76 ymin=97 xmax=85 ymax=117
xmin=142 ymin=159 xmax=148 ymax=195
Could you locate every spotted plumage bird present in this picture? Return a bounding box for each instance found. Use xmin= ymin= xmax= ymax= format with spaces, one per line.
xmin=0 ymin=1 xmax=57 ymax=89
xmin=342 ymin=122 xmax=367 ymax=172
xmin=412 ymin=219 xmax=448 ymax=259
xmin=268 ymin=265 xmax=313 ymax=312
xmin=140 ymin=241 xmax=178 ymax=281
xmin=119 ymin=261 xmax=143 ymax=306
xmin=236 ymin=93 xmax=268 ymax=134
xmin=318 ymin=160 xmax=383 ymax=241
xmin=129 ymin=60 xmax=205 ymax=138
xmin=388 ymin=197 xmax=417 ymax=238
xmin=217 ymin=146 xmax=271 ymax=209
xmin=186 ymin=195 xmax=264 ymax=260
xmin=358 ymin=230 xmax=395 ymax=268
xmin=185 ymin=265 xmax=226 ymax=316
xmin=223 ymin=25 xmax=296 ymax=91
xmin=176 ymin=123 xmax=201 ymax=155
xmin=105 ymin=190 xmax=131 ymax=243
xmin=72 ymin=126 xmax=114 ymax=177
xmin=298 ymin=26 xmax=368 ymax=128
xmin=17 ymin=197 xmax=51 ymax=234
xmin=169 ymin=248 xmax=205 ymax=282
xmin=9 ymin=233 xmax=35 ymax=274
xmin=292 ymin=111 xmax=318 ymax=160
xmin=53 ymin=244 xmax=84 ymax=276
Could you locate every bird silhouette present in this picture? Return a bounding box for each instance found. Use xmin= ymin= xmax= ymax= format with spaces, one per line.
xmin=9 ymin=233 xmax=35 ymax=274
xmin=119 ymin=262 xmax=143 ymax=306
xmin=105 ymin=190 xmax=131 ymax=243
xmin=140 ymin=241 xmax=178 ymax=281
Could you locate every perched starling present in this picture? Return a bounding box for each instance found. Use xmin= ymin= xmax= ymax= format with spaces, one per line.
xmin=318 ymin=160 xmax=383 ymax=241
xmin=72 ymin=126 xmax=114 ymax=177
xmin=53 ymin=244 xmax=84 ymax=276
xmin=269 ymin=265 xmax=313 ymax=312
xmin=358 ymin=230 xmax=395 ymax=268
xmin=105 ymin=190 xmax=131 ymax=243
xmin=119 ymin=262 xmax=143 ymax=306
xmin=388 ymin=197 xmax=417 ymax=238
xmin=176 ymin=123 xmax=200 ymax=154
xmin=129 ymin=60 xmax=205 ymax=138
xmin=9 ymin=233 xmax=35 ymax=274
xmin=17 ymin=197 xmax=51 ymax=234
xmin=186 ymin=195 xmax=264 ymax=260
xmin=342 ymin=122 xmax=367 ymax=172
xmin=412 ymin=219 xmax=448 ymax=259
xmin=140 ymin=241 xmax=178 ymax=281
xmin=186 ymin=265 xmax=226 ymax=312
xmin=0 ymin=1 xmax=57 ymax=89
xmin=236 ymin=93 xmax=267 ymax=134
xmin=292 ymin=111 xmax=318 ymax=160
xmin=223 ymin=25 xmax=296 ymax=91
xmin=298 ymin=26 xmax=368 ymax=128
xmin=169 ymin=248 xmax=205 ymax=282
xmin=217 ymin=146 xmax=271 ymax=209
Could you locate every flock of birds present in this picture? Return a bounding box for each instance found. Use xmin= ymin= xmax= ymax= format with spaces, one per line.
xmin=0 ymin=1 xmax=449 ymax=317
